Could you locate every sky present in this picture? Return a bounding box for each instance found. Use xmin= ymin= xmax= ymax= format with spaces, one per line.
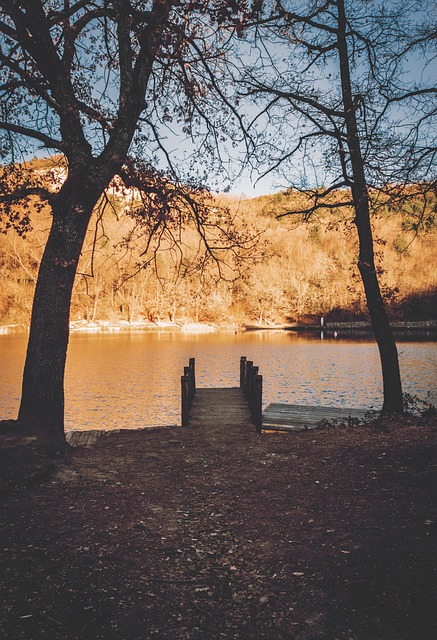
xmin=228 ymin=170 xmax=278 ymax=198
xmin=13 ymin=0 xmax=436 ymax=199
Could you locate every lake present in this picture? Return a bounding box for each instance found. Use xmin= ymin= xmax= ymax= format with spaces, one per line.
xmin=1 ymin=330 xmax=436 ymax=431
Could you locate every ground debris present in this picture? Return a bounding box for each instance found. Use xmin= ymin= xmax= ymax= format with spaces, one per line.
xmin=1 ymin=418 xmax=436 ymax=639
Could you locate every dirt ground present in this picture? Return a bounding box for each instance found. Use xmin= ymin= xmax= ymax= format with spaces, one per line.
xmin=1 ymin=417 xmax=436 ymax=640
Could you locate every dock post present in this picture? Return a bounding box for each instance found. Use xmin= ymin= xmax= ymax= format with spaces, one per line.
xmin=249 ymin=365 xmax=259 ymax=413
xmin=189 ymin=358 xmax=196 ymax=402
xmin=245 ymin=360 xmax=253 ymax=399
xmin=239 ymin=358 xmax=263 ymax=432
xmin=254 ymin=374 xmax=263 ymax=432
xmin=181 ymin=373 xmax=189 ymax=427
xmin=182 ymin=358 xmax=195 ymax=426
xmin=184 ymin=365 xmax=191 ymax=399
xmin=240 ymin=356 xmax=247 ymax=389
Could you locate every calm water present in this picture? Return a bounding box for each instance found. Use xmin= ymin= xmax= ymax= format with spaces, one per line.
xmin=1 ymin=330 xmax=436 ymax=430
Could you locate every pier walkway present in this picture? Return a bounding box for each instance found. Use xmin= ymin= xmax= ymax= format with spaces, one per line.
xmin=188 ymin=387 xmax=253 ymax=429
xmin=66 ymin=357 xmax=375 ymax=447
xmin=182 ymin=357 xmax=374 ymax=432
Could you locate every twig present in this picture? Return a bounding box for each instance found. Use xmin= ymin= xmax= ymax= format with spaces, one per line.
xmin=145 ymin=577 xmax=204 ymax=584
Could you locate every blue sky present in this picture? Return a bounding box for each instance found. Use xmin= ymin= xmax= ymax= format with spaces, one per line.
xmin=17 ymin=0 xmax=436 ymax=198
xmin=228 ymin=170 xmax=278 ymax=197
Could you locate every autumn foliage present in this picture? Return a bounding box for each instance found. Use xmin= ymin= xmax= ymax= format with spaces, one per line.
xmin=1 ymin=158 xmax=435 ymax=328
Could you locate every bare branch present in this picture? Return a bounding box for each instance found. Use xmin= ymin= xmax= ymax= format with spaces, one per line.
xmin=0 ymin=120 xmax=64 ymax=150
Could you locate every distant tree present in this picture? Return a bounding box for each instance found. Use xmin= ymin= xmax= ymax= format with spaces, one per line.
xmin=237 ymin=0 xmax=436 ymax=414
xmin=0 ymin=1 xmax=261 ymax=448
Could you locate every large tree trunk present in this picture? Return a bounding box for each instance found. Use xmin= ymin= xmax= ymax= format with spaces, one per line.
xmin=353 ymin=190 xmax=404 ymax=414
xmin=17 ymin=175 xmax=101 ymax=448
xmin=337 ymin=0 xmax=403 ymax=414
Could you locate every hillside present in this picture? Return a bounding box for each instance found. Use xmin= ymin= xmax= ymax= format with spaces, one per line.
xmin=1 ymin=158 xmax=436 ymax=326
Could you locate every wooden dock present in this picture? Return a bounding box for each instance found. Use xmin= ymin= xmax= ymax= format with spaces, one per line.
xmin=181 ymin=358 xmax=376 ymax=432
xmin=262 ymin=403 xmax=376 ymax=431
xmin=66 ymin=357 xmax=377 ymax=445
xmin=186 ymin=393 xmax=374 ymax=433
xmin=181 ymin=357 xmax=261 ymax=429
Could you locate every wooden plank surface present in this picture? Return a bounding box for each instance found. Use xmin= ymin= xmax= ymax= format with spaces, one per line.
xmin=66 ymin=398 xmax=373 ymax=441
xmin=65 ymin=426 xmax=176 ymax=447
xmin=66 ymin=429 xmax=109 ymax=447
xmin=188 ymin=387 xmax=253 ymax=428
xmin=262 ymin=403 xmax=376 ymax=431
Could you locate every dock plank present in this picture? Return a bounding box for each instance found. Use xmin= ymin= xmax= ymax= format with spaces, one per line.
xmin=262 ymin=403 xmax=376 ymax=431
xmin=188 ymin=387 xmax=253 ymax=428
xmin=66 ymin=429 xmax=108 ymax=447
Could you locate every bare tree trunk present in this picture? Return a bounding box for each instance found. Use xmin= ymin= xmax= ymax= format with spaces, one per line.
xmin=337 ymin=0 xmax=403 ymax=414
xmin=17 ymin=176 xmax=101 ymax=447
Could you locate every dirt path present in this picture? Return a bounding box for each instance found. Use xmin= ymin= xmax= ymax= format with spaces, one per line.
xmin=1 ymin=418 xmax=436 ymax=640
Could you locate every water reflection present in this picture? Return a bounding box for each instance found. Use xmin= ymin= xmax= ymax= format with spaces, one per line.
xmin=0 ymin=331 xmax=436 ymax=430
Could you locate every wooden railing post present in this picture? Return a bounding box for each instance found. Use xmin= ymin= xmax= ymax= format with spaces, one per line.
xmin=240 ymin=356 xmax=247 ymax=389
xmin=181 ymin=358 xmax=195 ymax=427
xmin=240 ymin=357 xmax=263 ymax=432
xmin=245 ymin=360 xmax=253 ymax=398
xmin=189 ymin=357 xmax=196 ymax=401
xmin=249 ymin=365 xmax=258 ymax=413
xmin=181 ymin=373 xmax=189 ymax=427
xmin=254 ymin=374 xmax=263 ymax=432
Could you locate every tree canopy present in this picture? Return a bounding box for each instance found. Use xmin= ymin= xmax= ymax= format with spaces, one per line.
xmin=0 ymin=1 xmax=264 ymax=445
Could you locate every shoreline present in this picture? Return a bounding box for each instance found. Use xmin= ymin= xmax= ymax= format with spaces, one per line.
xmin=1 ymin=318 xmax=436 ymax=336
